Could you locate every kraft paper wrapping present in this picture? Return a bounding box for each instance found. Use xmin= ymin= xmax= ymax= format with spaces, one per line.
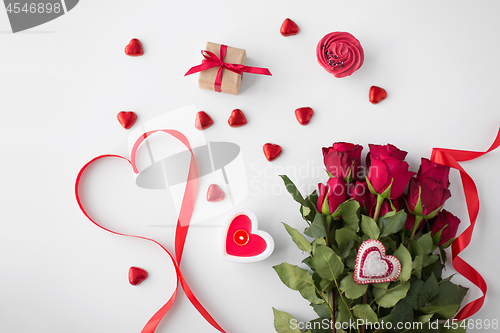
xmin=199 ymin=42 xmax=247 ymax=95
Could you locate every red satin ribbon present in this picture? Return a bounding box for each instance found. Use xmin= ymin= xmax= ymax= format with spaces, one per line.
xmin=431 ymin=126 xmax=500 ymax=321
xmin=75 ymin=130 xmax=226 ymax=333
xmin=184 ymin=44 xmax=272 ymax=92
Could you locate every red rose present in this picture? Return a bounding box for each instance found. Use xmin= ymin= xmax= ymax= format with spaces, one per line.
xmin=418 ymin=158 xmax=450 ymax=189
xmin=406 ymin=177 xmax=451 ymax=218
xmin=349 ymin=181 xmax=373 ymax=211
xmin=377 ymin=197 xmax=402 ymax=218
xmin=366 ymin=144 xmax=415 ymax=200
xmin=316 ymin=32 xmax=364 ymax=78
xmin=323 ymin=142 xmax=363 ymax=181
xmin=317 ymin=177 xmax=349 ymax=214
xmin=430 ymin=210 xmax=461 ymax=246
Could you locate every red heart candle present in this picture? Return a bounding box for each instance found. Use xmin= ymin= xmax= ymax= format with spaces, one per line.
xmin=222 ymin=209 xmax=274 ymax=262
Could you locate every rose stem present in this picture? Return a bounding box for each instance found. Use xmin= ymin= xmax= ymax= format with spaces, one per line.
xmin=325 ymin=215 xmax=336 ymax=333
xmin=372 ymin=195 xmax=384 ymax=223
xmin=410 ymin=215 xmax=424 ymax=240
xmin=361 ymin=293 xmax=368 ymax=333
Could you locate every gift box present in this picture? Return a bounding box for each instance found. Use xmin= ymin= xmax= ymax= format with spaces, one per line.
xmin=199 ymin=42 xmax=246 ymax=95
xmin=185 ymin=42 xmax=271 ymax=95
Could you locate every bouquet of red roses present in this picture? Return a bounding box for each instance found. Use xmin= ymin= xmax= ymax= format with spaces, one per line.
xmin=273 ymin=142 xmax=468 ymax=333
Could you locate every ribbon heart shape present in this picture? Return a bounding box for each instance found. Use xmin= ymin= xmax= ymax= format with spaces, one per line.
xmin=354 ymin=239 xmax=401 ymax=285
xmin=222 ymin=209 xmax=274 ymax=262
xmin=75 ymin=129 xmax=226 ymax=333
xmin=184 ymin=44 xmax=272 ymax=93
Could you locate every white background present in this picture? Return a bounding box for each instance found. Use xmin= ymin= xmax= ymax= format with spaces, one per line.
xmin=1 ymin=0 xmax=499 ymax=332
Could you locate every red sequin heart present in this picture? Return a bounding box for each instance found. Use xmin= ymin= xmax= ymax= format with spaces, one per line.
xmin=117 ymin=111 xmax=137 ymax=129
xmin=207 ymin=184 xmax=225 ymax=202
xmin=125 ymin=38 xmax=144 ymax=56
xmin=228 ymin=109 xmax=247 ymax=127
xmin=222 ymin=209 xmax=274 ymax=262
xmin=129 ymin=266 xmax=148 ymax=285
xmin=369 ymin=86 xmax=387 ymax=104
xmin=354 ymin=240 xmax=401 ymax=284
xmin=280 ymin=18 xmax=299 ymax=37
xmin=263 ymin=143 xmax=282 ymax=161
xmin=195 ymin=111 xmax=214 ymax=130
xmin=295 ymin=107 xmax=314 ymax=125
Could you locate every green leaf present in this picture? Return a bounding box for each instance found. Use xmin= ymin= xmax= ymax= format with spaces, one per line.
xmin=302 ymin=256 xmax=314 ymax=270
xmin=380 ymin=236 xmax=398 ymax=253
xmin=302 ymin=192 xmax=319 ymax=222
xmin=339 ymin=273 xmax=368 ymax=300
xmin=390 ymin=300 xmax=414 ymax=328
xmin=416 ymin=314 xmax=434 ymax=324
xmin=419 ymin=304 xmax=460 ymax=319
xmin=301 ymin=205 xmax=313 ymax=222
xmin=430 ymin=281 xmax=468 ymax=308
xmin=280 ymin=175 xmax=306 ymax=205
xmin=305 ymin=213 xmax=327 ymax=238
xmin=373 ymin=281 xmax=411 ymax=308
xmin=419 ymin=274 xmax=440 ymax=308
xmin=335 ymin=227 xmax=359 ymax=252
xmin=273 ymin=308 xmax=310 ymax=333
xmin=406 ymin=279 xmax=424 ymax=311
xmin=308 ymin=318 xmax=331 ymax=333
xmin=441 ymin=238 xmax=455 ymax=249
xmin=283 ymin=223 xmax=312 ymax=253
xmin=432 ymin=227 xmax=445 ymax=249
xmin=340 ymin=240 xmax=356 ymax=259
xmin=273 ymin=263 xmax=322 ymax=304
xmin=361 ymin=215 xmax=380 ymax=240
xmin=373 ymin=282 xmax=390 ymax=290
xmin=393 ymin=244 xmax=412 ymax=282
xmin=335 ymin=288 xmax=353 ymax=325
xmin=339 ymin=200 xmax=360 ymax=232
xmin=439 ymin=274 xmax=456 ymax=285
xmin=311 ymin=303 xmax=331 ymax=319
xmin=274 ymin=262 xmax=315 ymax=290
xmin=313 ymin=272 xmax=335 ymax=294
xmin=418 ymin=232 xmax=434 ymax=256
xmin=312 ymin=238 xmax=328 ymax=255
xmin=378 ymin=210 xmax=407 ymax=237
xmin=409 ymin=240 xmax=424 ymax=279
xmin=311 ymin=245 xmax=344 ymax=282
xmin=352 ymin=304 xmax=378 ymax=324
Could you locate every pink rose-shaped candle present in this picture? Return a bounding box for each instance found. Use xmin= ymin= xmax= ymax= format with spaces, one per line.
xmin=316 ymin=32 xmax=364 ymax=78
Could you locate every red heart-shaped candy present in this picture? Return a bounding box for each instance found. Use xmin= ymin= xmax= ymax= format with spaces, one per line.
xmin=295 ymin=107 xmax=314 ymax=125
xmin=228 ymin=109 xmax=247 ymax=127
xmin=195 ymin=111 xmax=214 ymax=130
xmin=207 ymin=184 xmax=225 ymax=202
xmin=263 ymin=143 xmax=282 ymax=162
xmin=369 ymin=86 xmax=387 ymax=104
xmin=117 ymin=111 xmax=137 ymax=129
xmin=129 ymin=266 xmax=148 ymax=285
xmin=125 ymin=38 xmax=144 ymax=56
xmin=280 ymin=18 xmax=299 ymax=37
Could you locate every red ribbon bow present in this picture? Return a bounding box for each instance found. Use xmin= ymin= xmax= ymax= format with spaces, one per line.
xmin=184 ymin=44 xmax=272 ymax=92
xmin=431 ymin=126 xmax=500 ymax=321
xmin=76 ymin=130 xmax=227 ymax=333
